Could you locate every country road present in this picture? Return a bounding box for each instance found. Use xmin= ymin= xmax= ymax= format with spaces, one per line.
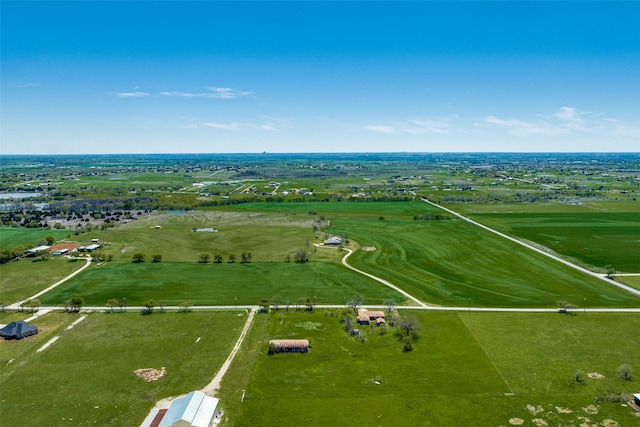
xmin=421 ymin=197 xmax=640 ymax=298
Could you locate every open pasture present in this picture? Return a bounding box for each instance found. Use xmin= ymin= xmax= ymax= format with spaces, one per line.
xmin=0 ymin=257 xmax=87 ymax=303
xmin=0 ymin=226 xmax=68 ymax=251
xmin=38 ymin=261 xmax=403 ymax=307
xmin=222 ymin=310 xmax=640 ymax=426
xmin=0 ymin=311 xmax=246 ymax=426
xmin=215 ymin=202 xmax=640 ymax=307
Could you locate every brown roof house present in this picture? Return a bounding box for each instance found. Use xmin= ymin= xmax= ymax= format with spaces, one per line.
xmin=357 ymin=310 xmax=386 ymax=326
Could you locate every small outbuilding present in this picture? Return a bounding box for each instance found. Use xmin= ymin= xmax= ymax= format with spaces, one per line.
xmin=269 ymin=339 xmax=310 ymax=353
xmin=78 ymin=244 xmax=100 ymax=252
xmin=140 ymin=391 xmax=219 ymax=427
xmin=0 ymin=321 xmax=38 ymax=340
xmin=324 ymin=236 xmax=343 ymax=245
xmin=634 ymin=393 xmax=640 ymax=407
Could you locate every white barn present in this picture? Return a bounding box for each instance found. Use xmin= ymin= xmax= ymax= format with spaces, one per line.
xmin=141 ymin=391 xmax=219 ymax=427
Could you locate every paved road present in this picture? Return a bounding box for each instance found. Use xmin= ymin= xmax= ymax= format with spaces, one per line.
xmin=420 ymin=197 xmax=640 ymax=298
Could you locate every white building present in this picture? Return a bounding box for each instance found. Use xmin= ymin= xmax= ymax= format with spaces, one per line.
xmin=141 ymin=391 xmax=220 ymax=427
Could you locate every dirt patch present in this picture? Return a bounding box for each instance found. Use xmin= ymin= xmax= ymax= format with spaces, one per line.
xmin=361 ymin=246 xmax=376 ymax=252
xmin=582 ymin=404 xmax=599 ymax=415
xmin=135 ymin=367 xmax=166 ymax=382
xmin=508 ymin=418 xmax=524 ymax=425
xmin=49 ymin=243 xmax=81 ymax=252
xmin=555 ymin=406 xmax=572 ymax=414
xmin=120 ymin=246 xmax=134 ymax=254
xmin=526 ymin=404 xmax=545 ymax=415
xmin=602 ymin=419 xmax=619 ymax=427
xmin=587 ymin=372 xmax=605 ymax=379
xmin=531 ymin=419 xmax=548 ymax=427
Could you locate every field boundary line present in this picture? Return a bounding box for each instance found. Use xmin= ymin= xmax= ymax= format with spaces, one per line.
xmin=420 ymin=198 xmax=640 ymax=298
xmin=315 ymin=244 xmax=428 ymax=307
xmin=458 ymin=312 xmax=514 ymax=394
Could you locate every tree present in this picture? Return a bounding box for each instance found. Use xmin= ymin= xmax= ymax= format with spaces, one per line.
xmin=259 ymin=298 xmax=269 ymax=313
xmin=198 ymin=253 xmax=211 ymax=263
xmin=158 ymin=300 xmax=167 ymax=313
xmin=152 ymin=254 xmax=162 ymax=263
xmin=557 ymin=300 xmax=576 ymax=314
xmin=143 ymin=299 xmax=156 ymax=314
xmin=179 ymin=301 xmax=192 ymax=312
xmin=272 ymin=296 xmax=281 ymax=311
xmin=228 ymin=254 xmax=236 ymax=263
xmin=131 ymin=251 xmax=146 ymax=263
xmin=605 ymin=264 xmax=616 ymax=279
xmin=294 ymin=249 xmax=309 ymax=263
xmin=617 ymin=364 xmax=633 ymax=381
xmin=25 ymin=299 xmax=41 ymax=313
xmin=35 ymin=249 xmax=50 ymax=261
xmin=347 ymin=295 xmax=363 ymax=311
xmin=65 ymin=296 xmax=85 ymax=313
xmin=241 ymin=252 xmax=252 ymax=263
xmin=305 ymin=297 xmax=314 ymax=312
xmin=106 ymin=298 xmax=119 ymax=313
xmin=45 ymin=235 xmax=55 ymax=245
xmin=214 ymin=254 xmax=223 ymax=264
xmin=384 ymin=298 xmax=396 ymax=315
xmin=575 ymin=369 xmax=583 ymax=383
xmin=0 ymin=302 xmax=5 ymax=312
xmin=398 ymin=317 xmax=419 ymax=337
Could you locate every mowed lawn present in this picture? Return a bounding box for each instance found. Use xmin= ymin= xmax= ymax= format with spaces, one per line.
xmin=222 ymin=310 xmax=640 ymax=426
xmin=38 ymin=261 xmax=403 ymax=306
xmin=0 ymin=311 xmax=246 ymax=426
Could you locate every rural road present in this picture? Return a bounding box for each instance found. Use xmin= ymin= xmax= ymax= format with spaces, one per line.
xmin=420 ymin=198 xmax=640 ymax=298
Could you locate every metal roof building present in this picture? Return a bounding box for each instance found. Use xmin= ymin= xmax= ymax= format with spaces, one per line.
xmin=141 ymin=391 xmax=219 ymax=427
xmin=1 ymin=321 xmax=38 ymax=340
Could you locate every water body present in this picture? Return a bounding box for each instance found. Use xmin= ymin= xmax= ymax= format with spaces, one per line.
xmin=0 ymin=192 xmax=43 ymax=199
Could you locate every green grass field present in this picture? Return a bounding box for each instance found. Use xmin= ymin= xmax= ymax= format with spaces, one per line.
xmin=0 ymin=257 xmax=87 ymax=303
xmin=0 ymin=226 xmax=69 ymax=251
xmin=0 ymin=311 xmax=246 ymax=426
xmin=220 ymin=310 xmax=640 ymax=426
xmin=38 ymin=261 xmax=403 ymax=306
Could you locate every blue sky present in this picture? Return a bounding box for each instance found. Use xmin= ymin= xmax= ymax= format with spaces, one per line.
xmin=2 ymin=1 xmax=639 ymax=154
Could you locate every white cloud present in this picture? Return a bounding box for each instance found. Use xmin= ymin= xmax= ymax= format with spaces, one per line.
xmin=16 ymin=82 xmax=38 ymax=88
xmin=160 ymin=86 xmax=252 ymax=99
xmin=109 ymin=91 xmax=151 ymax=98
xmin=363 ymin=125 xmax=395 ymax=133
xmin=202 ymin=122 xmax=240 ymax=130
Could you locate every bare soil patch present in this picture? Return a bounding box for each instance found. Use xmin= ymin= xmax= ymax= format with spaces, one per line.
xmin=135 ymin=367 xmax=166 ymax=382
xmin=361 ymin=246 xmax=376 ymax=252
xmin=508 ymin=418 xmax=524 ymax=425
xmin=587 ymin=372 xmax=605 ymax=379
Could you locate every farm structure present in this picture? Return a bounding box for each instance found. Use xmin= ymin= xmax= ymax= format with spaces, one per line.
xmin=357 ymin=310 xmax=386 ymax=326
xmin=0 ymin=321 xmax=38 ymax=340
xmin=141 ymin=390 xmax=219 ymax=427
xmin=23 ymin=245 xmax=50 ymax=256
xmin=323 ymin=236 xmax=343 ymax=245
xmin=78 ymin=244 xmax=100 ymax=252
xmin=50 ymin=243 xmax=81 ymax=255
xmin=635 ymin=393 xmax=640 ymax=407
xmin=269 ymin=339 xmax=310 ymax=353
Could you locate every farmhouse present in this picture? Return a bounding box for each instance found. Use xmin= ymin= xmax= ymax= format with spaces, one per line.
xmin=357 ymin=310 xmax=386 ymax=326
xmin=269 ymin=339 xmax=310 ymax=353
xmin=324 ymin=236 xmax=342 ymax=245
xmin=0 ymin=321 xmax=38 ymax=340
xmin=141 ymin=391 xmax=220 ymax=427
